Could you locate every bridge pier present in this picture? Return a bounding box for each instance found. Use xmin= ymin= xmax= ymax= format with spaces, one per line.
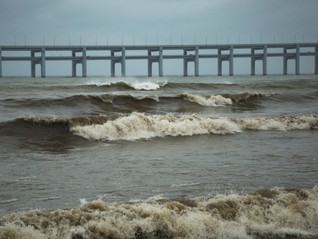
xmin=31 ymin=48 xmax=46 ymax=77
xmin=31 ymin=51 xmax=36 ymax=77
xmin=72 ymin=50 xmax=77 ymax=77
xmin=41 ymin=48 xmax=46 ymax=78
xmin=183 ymin=46 xmax=199 ymax=76
xmin=218 ymin=46 xmax=233 ymax=76
xmin=72 ymin=48 xmax=87 ymax=77
xmin=315 ymin=47 xmax=318 ymax=75
xmin=82 ymin=48 xmax=87 ymax=77
xmin=148 ymin=47 xmax=163 ymax=77
xmin=111 ymin=47 xmax=126 ymax=77
xmin=283 ymin=46 xmax=300 ymax=75
xmin=251 ymin=46 xmax=267 ymax=75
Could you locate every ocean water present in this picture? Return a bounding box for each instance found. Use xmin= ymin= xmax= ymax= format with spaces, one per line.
xmin=0 ymin=75 xmax=317 ymax=239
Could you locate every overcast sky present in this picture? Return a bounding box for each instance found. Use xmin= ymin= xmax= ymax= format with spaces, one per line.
xmin=0 ymin=0 xmax=317 ymax=75
xmin=1 ymin=0 xmax=317 ymax=45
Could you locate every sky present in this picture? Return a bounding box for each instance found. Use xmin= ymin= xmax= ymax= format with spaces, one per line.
xmin=0 ymin=0 xmax=317 ymax=76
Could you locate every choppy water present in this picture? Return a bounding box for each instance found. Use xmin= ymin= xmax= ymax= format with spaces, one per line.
xmin=0 ymin=75 xmax=318 ymax=238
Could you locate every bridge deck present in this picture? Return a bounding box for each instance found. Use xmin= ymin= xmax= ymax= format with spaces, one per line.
xmin=0 ymin=43 xmax=317 ymax=77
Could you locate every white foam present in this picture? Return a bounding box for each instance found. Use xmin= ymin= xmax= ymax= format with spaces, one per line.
xmin=182 ymin=93 xmax=232 ymax=107
xmin=1 ymin=187 xmax=317 ymax=239
xmin=236 ymin=114 xmax=318 ymax=131
xmin=71 ymin=113 xmax=317 ymax=141
xmin=0 ymin=223 xmax=46 ymax=239
xmin=71 ymin=113 xmax=241 ymax=141
xmin=85 ymin=80 xmax=112 ymax=87
xmin=127 ymin=82 xmax=162 ymax=90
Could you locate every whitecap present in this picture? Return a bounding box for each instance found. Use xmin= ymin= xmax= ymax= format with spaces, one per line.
xmin=182 ymin=93 xmax=232 ymax=107
xmin=127 ymin=81 xmax=167 ymax=90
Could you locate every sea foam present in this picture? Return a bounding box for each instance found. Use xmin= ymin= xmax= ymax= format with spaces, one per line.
xmin=1 ymin=187 xmax=317 ymax=239
xmin=182 ymin=93 xmax=232 ymax=106
xmin=71 ymin=113 xmax=242 ymax=141
xmin=70 ymin=113 xmax=318 ymax=141
xmin=127 ymin=82 xmax=162 ymax=90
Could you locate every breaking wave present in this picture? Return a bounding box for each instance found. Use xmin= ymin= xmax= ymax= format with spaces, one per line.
xmin=181 ymin=93 xmax=232 ymax=107
xmin=1 ymin=113 xmax=317 ymax=142
xmin=0 ymin=92 xmax=265 ymax=109
xmin=0 ymin=115 xmax=110 ymax=133
xmin=71 ymin=113 xmax=241 ymax=141
xmin=0 ymin=187 xmax=317 ymax=239
xmin=85 ymin=80 xmax=167 ymax=91
xmin=127 ymin=81 xmax=165 ymax=90
xmin=71 ymin=113 xmax=318 ymax=141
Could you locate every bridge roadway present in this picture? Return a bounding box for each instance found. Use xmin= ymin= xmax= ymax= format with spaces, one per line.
xmin=0 ymin=43 xmax=317 ymax=77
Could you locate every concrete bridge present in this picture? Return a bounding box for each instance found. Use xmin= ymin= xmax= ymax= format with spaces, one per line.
xmin=0 ymin=43 xmax=317 ymax=77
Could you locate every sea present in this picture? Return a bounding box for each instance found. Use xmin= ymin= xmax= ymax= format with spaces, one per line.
xmin=0 ymin=75 xmax=317 ymax=239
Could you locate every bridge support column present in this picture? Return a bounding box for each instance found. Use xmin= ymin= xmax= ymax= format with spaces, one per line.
xmin=217 ymin=50 xmax=222 ymax=76
xmin=159 ymin=47 xmax=163 ymax=77
xmin=283 ymin=46 xmax=300 ymax=75
xmin=111 ymin=48 xmax=126 ymax=77
xmin=30 ymin=49 xmax=46 ymax=78
xmin=72 ymin=49 xmax=87 ymax=77
xmin=41 ymin=48 xmax=46 ymax=78
xmin=183 ymin=50 xmax=188 ymax=76
xmin=251 ymin=55 xmax=256 ymax=76
xmin=195 ymin=46 xmax=199 ymax=77
xmin=82 ymin=47 xmax=87 ymax=77
xmin=315 ymin=47 xmax=318 ymax=75
xmin=283 ymin=48 xmax=288 ymax=75
xmin=263 ymin=46 xmax=267 ymax=75
xmin=229 ymin=46 xmax=233 ymax=76
xmin=148 ymin=48 xmax=163 ymax=77
xmin=111 ymin=51 xmax=116 ymax=77
xmin=72 ymin=51 xmax=77 ymax=77
xmin=218 ymin=47 xmax=233 ymax=76
xmin=31 ymin=51 xmax=37 ymax=77
xmin=0 ymin=48 xmax=2 ymax=77
xmin=148 ymin=50 xmax=152 ymax=77
xmin=121 ymin=47 xmax=126 ymax=77
xmin=183 ymin=47 xmax=199 ymax=77
xmin=251 ymin=46 xmax=267 ymax=75
xmin=296 ymin=45 xmax=300 ymax=75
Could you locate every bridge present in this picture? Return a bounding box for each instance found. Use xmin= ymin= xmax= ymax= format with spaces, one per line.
xmin=0 ymin=43 xmax=317 ymax=77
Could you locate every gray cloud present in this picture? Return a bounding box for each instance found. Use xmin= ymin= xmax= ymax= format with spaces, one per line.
xmin=0 ymin=0 xmax=317 ymax=75
xmin=1 ymin=0 xmax=317 ymax=45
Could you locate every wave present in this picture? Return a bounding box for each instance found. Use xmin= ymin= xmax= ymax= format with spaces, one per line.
xmin=1 ymin=92 xmax=265 ymax=110
xmin=85 ymin=80 xmax=168 ymax=91
xmin=70 ymin=113 xmax=241 ymax=141
xmin=0 ymin=115 xmax=110 ymax=129
xmin=59 ymin=80 xmax=261 ymax=93
xmin=1 ymin=95 xmax=112 ymax=108
xmin=1 ymin=113 xmax=317 ymax=142
xmin=71 ymin=113 xmax=318 ymax=141
xmin=127 ymin=81 xmax=166 ymax=90
xmin=181 ymin=92 xmax=263 ymax=106
xmin=82 ymin=80 xmax=242 ymax=91
xmin=181 ymin=93 xmax=232 ymax=106
xmin=0 ymin=187 xmax=317 ymax=239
